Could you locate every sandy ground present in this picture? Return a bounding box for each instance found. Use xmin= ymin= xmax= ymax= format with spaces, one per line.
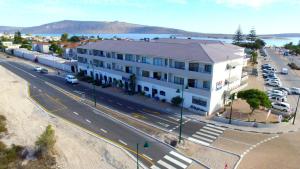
xmin=0 ymin=65 xmax=136 ymax=169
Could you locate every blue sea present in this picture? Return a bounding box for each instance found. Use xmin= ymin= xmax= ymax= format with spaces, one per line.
xmin=32 ymin=33 xmax=300 ymax=47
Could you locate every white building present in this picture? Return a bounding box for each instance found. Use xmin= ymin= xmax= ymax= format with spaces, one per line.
xmin=76 ymin=39 xmax=248 ymax=115
xmin=32 ymin=42 xmax=50 ymax=53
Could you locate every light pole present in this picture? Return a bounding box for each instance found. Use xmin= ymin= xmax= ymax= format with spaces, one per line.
xmin=229 ymin=94 xmax=234 ymax=124
xmin=292 ymin=94 xmax=300 ymax=125
xmin=90 ymin=63 xmax=96 ymax=107
xmin=178 ymin=83 xmax=184 ymax=144
xmin=136 ymin=142 xmax=149 ymax=169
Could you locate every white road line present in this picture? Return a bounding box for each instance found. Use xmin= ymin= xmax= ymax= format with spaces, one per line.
xmin=157 ymin=122 xmax=170 ymax=128
xmin=203 ymin=126 xmax=224 ymax=133
xmin=5 ymin=62 xmax=37 ymax=78
xmin=200 ymin=129 xmax=221 ymax=136
xmin=168 ymin=116 xmax=180 ymax=121
xmin=142 ymin=154 xmax=153 ymax=161
xmin=206 ymin=124 xmax=225 ymax=130
xmin=118 ymin=139 xmax=127 ymax=146
xmin=196 ymin=132 xmax=217 ymax=139
xmin=86 ymin=119 xmax=91 ymax=123
xmin=164 ymin=155 xmax=187 ymax=168
xmin=170 ymin=151 xmax=193 ymax=164
xmin=100 ymin=129 xmax=107 ymax=133
xmin=73 ymin=90 xmax=84 ymax=95
xmin=192 ymin=134 xmax=213 ymax=143
xmin=188 ymin=137 xmax=210 ymax=146
xmin=157 ymin=160 xmax=176 ymax=169
xmin=73 ymin=112 xmax=79 ymax=116
xmin=38 ymin=89 xmax=42 ymax=92
xmin=150 ymin=165 xmax=160 ymax=169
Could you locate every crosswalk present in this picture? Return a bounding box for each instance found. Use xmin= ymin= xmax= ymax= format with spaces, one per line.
xmin=188 ymin=124 xmax=225 ymax=146
xmin=150 ymin=151 xmax=192 ymax=169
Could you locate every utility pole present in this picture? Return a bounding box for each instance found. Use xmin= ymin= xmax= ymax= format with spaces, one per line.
xmin=292 ymin=94 xmax=300 ymax=125
xmin=229 ymin=94 xmax=234 ymax=124
xmin=91 ymin=63 xmax=96 ymax=107
xmin=179 ymin=83 xmax=184 ymax=144
xmin=136 ymin=143 xmax=139 ymax=169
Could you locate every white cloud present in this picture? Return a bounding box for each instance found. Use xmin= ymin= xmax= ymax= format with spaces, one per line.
xmin=216 ymin=0 xmax=280 ymax=8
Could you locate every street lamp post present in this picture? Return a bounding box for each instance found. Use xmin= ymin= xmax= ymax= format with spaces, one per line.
xmin=136 ymin=142 xmax=149 ymax=169
xmin=229 ymin=94 xmax=234 ymax=124
xmin=292 ymin=94 xmax=300 ymax=125
xmin=91 ymin=63 xmax=96 ymax=107
xmin=179 ymin=83 xmax=184 ymax=144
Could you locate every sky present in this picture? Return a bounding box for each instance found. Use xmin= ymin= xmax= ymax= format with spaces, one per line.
xmin=0 ymin=0 xmax=299 ymax=34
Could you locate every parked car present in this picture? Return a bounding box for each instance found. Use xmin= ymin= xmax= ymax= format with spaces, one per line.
xmin=272 ymin=102 xmax=291 ymax=112
xmin=34 ymin=67 xmax=42 ymax=72
xmin=269 ymin=95 xmax=287 ymax=102
xmin=65 ymin=75 xmax=78 ymax=84
xmin=265 ymin=77 xmax=280 ymax=82
xmin=267 ymin=90 xmax=286 ymax=96
xmin=281 ymin=68 xmax=288 ymax=75
xmin=275 ymin=87 xmax=291 ymax=95
xmin=266 ymin=81 xmax=282 ymax=87
xmin=290 ymin=87 xmax=300 ymax=95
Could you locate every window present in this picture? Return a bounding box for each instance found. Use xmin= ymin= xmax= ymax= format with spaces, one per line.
xmin=117 ymin=54 xmax=123 ymax=60
xmin=106 ymin=52 xmax=111 ymax=58
xmin=203 ymin=81 xmax=210 ymax=89
xmin=144 ymin=86 xmax=149 ymax=91
xmin=153 ymin=58 xmax=164 ymax=66
xmin=142 ymin=70 xmax=150 ymax=77
xmin=174 ymin=76 xmax=184 ymax=85
xmin=192 ymin=96 xmax=207 ymax=107
xmin=125 ymin=54 xmax=134 ymax=61
xmin=77 ymin=48 xmax=87 ymax=54
xmin=136 ymin=55 xmax=141 ymax=62
xmin=204 ymin=65 xmax=212 ymax=73
xmin=78 ymin=56 xmax=87 ymax=63
xmin=174 ymin=61 xmax=185 ymax=70
xmin=141 ymin=56 xmax=150 ymax=64
xmin=189 ymin=63 xmax=199 ymax=72
xmin=159 ymin=91 xmax=166 ymax=96
xmin=188 ymin=79 xmax=197 ymax=88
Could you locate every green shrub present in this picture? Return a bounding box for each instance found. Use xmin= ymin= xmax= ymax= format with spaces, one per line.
xmin=288 ymin=63 xmax=300 ymax=70
xmin=35 ymin=125 xmax=56 ymax=157
xmin=171 ymin=96 xmax=183 ymax=107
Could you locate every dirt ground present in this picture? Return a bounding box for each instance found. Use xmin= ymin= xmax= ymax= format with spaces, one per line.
xmin=0 ymin=65 xmax=136 ymax=169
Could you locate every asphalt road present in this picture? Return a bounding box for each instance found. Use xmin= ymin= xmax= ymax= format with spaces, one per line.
xmin=0 ymin=55 xmax=226 ymax=148
xmin=0 ymin=57 xmax=197 ymax=169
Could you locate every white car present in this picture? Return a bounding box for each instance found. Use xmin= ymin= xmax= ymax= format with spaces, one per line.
xmin=272 ymin=102 xmax=291 ymax=112
xmin=269 ymin=95 xmax=287 ymax=102
xmin=267 ymin=90 xmax=286 ymax=96
xmin=290 ymin=87 xmax=300 ymax=95
xmin=265 ymin=78 xmax=280 ymax=82
xmin=275 ymin=87 xmax=291 ymax=95
xmin=34 ymin=67 xmax=42 ymax=72
xmin=266 ymin=81 xmax=281 ymax=87
xmin=65 ymin=75 xmax=78 ymax=84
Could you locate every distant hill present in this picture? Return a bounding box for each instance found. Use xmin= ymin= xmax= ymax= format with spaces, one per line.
xmin=0 ymin=20 xmax=299 ymax=39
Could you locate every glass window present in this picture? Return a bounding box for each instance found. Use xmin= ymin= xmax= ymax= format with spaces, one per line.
xmin=203 ymin=81 xmax=210 ymax=89
xmin=189 ymin=63 xmax=199 ymax=72
xmin=77 ymin=48 xmax=87 ymax=54
xmin=192 ymin=96 xmax=207 ymax=107
xmin=174 ymin=61 xmax=185 ymax=70
xmin=117 ymin=54 xmax=123 ymax=60
xmin=159 ymin=91 xmax=166 ymax=96
xmin=153 ymin=58 xmax=164 ymax=66
xmin=141 ymin=56 xmax=147 ymax=63
xmin=142 ymin=70 xmax=150 ymax=77
xmin=204 ymin=65 xmax=212 ymax=73
xmin=174 ymin=76 xmax=184 ymax=85
xmin=144 ymin=86 xmax=149 ymax=91
xmin=125 ymin=54 xmax=134 ymax=61
xmin=136 ymin=55 xmax=141 ymax=62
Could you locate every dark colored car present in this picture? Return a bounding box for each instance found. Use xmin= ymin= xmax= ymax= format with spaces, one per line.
xmin=40 ymin=68 xmax=48 ymax=74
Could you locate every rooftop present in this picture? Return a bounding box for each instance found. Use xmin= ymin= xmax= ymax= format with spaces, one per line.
xmin=79 ymin=39 xmax=245 ymax=63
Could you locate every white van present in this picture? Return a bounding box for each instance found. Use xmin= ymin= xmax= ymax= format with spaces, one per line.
xmin=281 ymin=68 xmax=288 ymax=75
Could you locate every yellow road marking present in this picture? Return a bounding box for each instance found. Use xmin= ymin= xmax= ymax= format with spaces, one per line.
xmin=27 ymin=83 xmax=154 ymax=166
xmin=132 ymin=113 xmax=147 ymax=119
xmin=142 ymin=109 xmax=160 ymax=115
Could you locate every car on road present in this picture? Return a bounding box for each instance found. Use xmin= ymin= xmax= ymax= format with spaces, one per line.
xmin=265 ymin=77 xmax=280 ymax=82
xmin=65 ymin=75 xmax=78 ymax=84
xmin=290 ymin=87 xmax=300 ymax=95
xmin=281 ymin=68 xmax=288 ymax=75
xmin=40 ymin=68 xmax=48 ymax=74
xmin=266 ymin=80 xmax=281 ymax=87
xmin=272 ymin=102 xmax=291 ymax=112
xmin=34 ymin=66 xmax=42 ymax=72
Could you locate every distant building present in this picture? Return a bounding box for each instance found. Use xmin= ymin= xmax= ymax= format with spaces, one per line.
xmin=32 ymin=42 xmax=50 ymax=53
xmin=62 ymin=43 xmax=80 ymax=60
xmin=76 ymin=39 xmax=248 ymax=115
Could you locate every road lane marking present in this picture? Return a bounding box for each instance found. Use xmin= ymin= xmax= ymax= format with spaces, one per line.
xmin=200 ymin=129 xmax=220 ymax=136
xmin=157 ymin=160 xmax=176 ymax=169
xmin=118 ymin=139 xmax=127 ymax=146
xmin=168 ymin=116 xmax=180 ymax=121
xmin=74 ymin=90 xmax=84 ymax=95
xmin=192 ymin=134 xmax=213 ymax=143
xmin=157 ymin=122 xmax=170 ymax=128
xmin=188 ymin=137 xmax=210 ymax=146
xmin=142 ymin=154 xmax=153 ymax=161
xmin=206 ymin=124 xmax=225 ymax=130
xmin=170 ymin=151 xmax=193 ymax=164
xmin=203 ymin=126 xmax=224 ymax=133
xmin=138 ymin=110 xmax=177 ymax=125
xmin=100 ymin=129 xmax=107 ymax=133
xmin=196 ymin=132 xmax=217 ymax=139
xmin=164 ymin=155 xmax=187 ymax=168
xmin=4 ymin=62 xmax=37 ymax=78
xmin=86 ymin=119 xmax=91 ymax=123
xmin=150 ymin=165 xmax=160 ymax=169
xmin=73 ymin=112 xmax=79 ymax=116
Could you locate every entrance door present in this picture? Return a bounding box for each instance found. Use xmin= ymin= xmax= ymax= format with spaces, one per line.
xmin=152 ymin=88 xmax=158 ymax=97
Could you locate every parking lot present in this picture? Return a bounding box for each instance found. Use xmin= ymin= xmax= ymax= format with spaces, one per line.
xmin=260 ymin=48 xmax=300 ymax=119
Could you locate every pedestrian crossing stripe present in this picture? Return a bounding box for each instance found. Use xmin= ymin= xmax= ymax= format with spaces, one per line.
xmin=188 ymin=124 xmax=225 ymax=146
xmin=151 ymin=151 xmax=192 ymax=169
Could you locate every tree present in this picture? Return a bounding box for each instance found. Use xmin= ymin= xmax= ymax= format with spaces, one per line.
xmin=49 ymin=42 xmax=63 ymax=56
xmin=237 ymin=89 xmax=271 ymax=115
xmin=171 ymin=96 xmax=183 ymax=107
xmin=247 ymin=28 xmax=257 ymax=42
xmin=69 ymin=36 xmax=81 ymax=42
xmin=255 ymin=38 xmax=266 ymax=48
xmin=13 ymin=31 xmax=22 ymax=44
xmin=250 ymin=51 xmax=258 ymax=64
xmin=60 ymin=33 xmax=68 ymax=42
xmin=233 ymin=26 xmax=244 ymax=45
xmin=35 ymin=125 xmax=56 ymax=156
xmin=129 ymin=74 xmax=136 ymax=95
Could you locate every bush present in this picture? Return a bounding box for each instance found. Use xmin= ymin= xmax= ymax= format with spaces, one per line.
xmin=35 ymin=125 xmax=56 ymax=157
xmin=171 ymin=96 xmax=183 ymax=107
xmin=0 ymin=115 xmax=7 ymax=133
